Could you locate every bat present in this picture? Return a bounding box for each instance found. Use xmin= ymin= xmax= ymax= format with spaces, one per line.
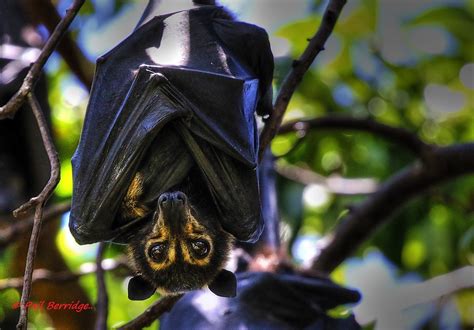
xmin=160 ymin=271 xmax=361 ymax=329
xmin=69 ymin=1 xmax=274 ymax=299
xmin=160 ymin=152 xmax=361 ymax=329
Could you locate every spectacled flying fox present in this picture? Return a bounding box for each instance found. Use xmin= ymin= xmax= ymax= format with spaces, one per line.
xmin=69 ymin=0 xmax=274 ymax=300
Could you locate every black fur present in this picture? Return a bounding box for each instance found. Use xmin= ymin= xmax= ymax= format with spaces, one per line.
xmin=128 ymin=275 xmax=156 ymax=300
xmin=193 ymin=0 xmax=235 ymax=20
xmin=193 ymin=0 xmax=216 ymax=5
xmin=208 ymin=269 xmax=237 ymax=297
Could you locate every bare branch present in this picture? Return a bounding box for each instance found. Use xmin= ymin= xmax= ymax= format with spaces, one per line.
xmin=0 ymin=0 xmax=85 ymax=120
xmin=0 ymin=202 xmax=70 ymax=248
xmin=0 ymin=258 xmax=128 ymax=291
xmin=392 ymin=266 xmax=473 ymax=309
xmin=258 ymin=0 xmax=347 ymax=161
xmin=275 ymin=163 xmax=378 ymax=195
xmin=311 ymin=143 xmax=474 ymax=274
xmin=95 ymin=243 xmax=109 ymax=330
xmin=278 ymin=116 xmax=431 ymax=157
xmin=16 ymin=94 xmax=60 ymax=330
xmin=117 ymin=295 xmax=183 ymax=330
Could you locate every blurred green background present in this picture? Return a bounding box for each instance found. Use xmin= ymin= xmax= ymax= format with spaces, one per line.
xmin=1 ymin=0 xmax=473 ymax=328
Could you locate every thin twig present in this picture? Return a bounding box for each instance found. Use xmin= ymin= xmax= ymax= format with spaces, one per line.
xmin=16 ymin=95 xmax=60 ymax=330
xmin=258 ymin=0 xmax=347 ymax=161
xmin=0 ymin=0 xmax=85 ymax=120
xmin=14 ymin=95 xmax=61 ymax=216
xmin=278 ymin=116 xmax=431 ymax=157
xmin=117 ymin=295 xmax=184 ymax=330
xmin=311 ymin=143 xmax=474 ymax=274
xmin=0 ymin=258 xmax=128 ymax=291
xmin=95 ymin=243 xmax=109 ymax=330
xmin=0 ymin=202 xmax=70 ymax=248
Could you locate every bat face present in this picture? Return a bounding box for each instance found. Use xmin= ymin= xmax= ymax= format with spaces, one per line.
xmin=126 ymin=171 xmax=233 ymax=297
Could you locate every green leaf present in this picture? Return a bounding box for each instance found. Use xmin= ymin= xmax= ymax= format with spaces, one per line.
xmin=407 ymin=6 xmax=474 ymax=41
xmin=335 ymin=0 xmax=378 ymax=38
xmin=276 ymin=16 xmax=321 ymax=56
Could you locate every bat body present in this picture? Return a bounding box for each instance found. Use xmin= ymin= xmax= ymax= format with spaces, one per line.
xmin=69 ymin=3 xmax=273 ymax=297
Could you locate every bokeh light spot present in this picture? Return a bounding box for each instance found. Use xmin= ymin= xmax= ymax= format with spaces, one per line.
xmin=321 ymin=151 xmax=342 ymax=172
xmin=303 ymin=184 xmax=330 ymax=208
xmin=424 ymin=84 xmax=465 ymax=115
xmin=402 ymin=239 xmax=426 ymax=269
xmin=409 ymin=27 xmax=449 ymax=55
xmin=460 ymin=63 xmax=474 ymax=89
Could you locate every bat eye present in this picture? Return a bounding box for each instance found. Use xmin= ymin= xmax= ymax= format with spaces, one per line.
xmin=148 ymin=243 xmax=168 ymax=262
xmin=190 ymin=240 xmax=210 ymax=258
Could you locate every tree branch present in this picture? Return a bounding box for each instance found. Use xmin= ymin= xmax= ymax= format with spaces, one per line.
xmin=0 ymin=258 xmax=127 ymax=291
xmin=311 ymin=143 xmax=474 ymax=274
xmin=117 ymin=295 xmax=183 ymax=330
xmin=275 ymin=162 xmax=378 ymax=195
xmin=278 ymin=116 xmax=431 ymax=157
xmin=0 ymin=202 xmax=70 ymax=249
xmin=0 ymin=0 xmax=85 ymax=119
xmin=95 ymin=243 xmax=109 ymax=330
xmin=258 ymin=0 xmax=347 ymax=161
xmin=15 ymin=95 xmax=60 ymax=330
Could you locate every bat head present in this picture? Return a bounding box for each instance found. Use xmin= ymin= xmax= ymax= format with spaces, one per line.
xmin=126 ymin=176 xmax=236 ymax=300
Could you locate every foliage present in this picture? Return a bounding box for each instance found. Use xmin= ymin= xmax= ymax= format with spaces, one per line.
xmin=274 ymin=0 xmax=473 ymax=327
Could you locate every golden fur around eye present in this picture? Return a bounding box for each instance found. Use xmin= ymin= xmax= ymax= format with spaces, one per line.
xmin=146 ymin=239 xmax=176 ymax=270
xmin=180 ymin=240 xmax=212 ymax=266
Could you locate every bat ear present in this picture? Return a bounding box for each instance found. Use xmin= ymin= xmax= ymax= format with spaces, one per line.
xmin=128 ymin=275 xmax=156 ymax=300
xmin=208 ymin=269 xmax=237 ymax=298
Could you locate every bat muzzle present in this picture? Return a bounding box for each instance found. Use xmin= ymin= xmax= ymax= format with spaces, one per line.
xmin=156 ymin=192 xmax=188 ymax=233
xmin=158 ymin=192 xmax=187 ymax=208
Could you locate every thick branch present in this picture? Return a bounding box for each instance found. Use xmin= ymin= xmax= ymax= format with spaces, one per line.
xmin=311 ymin=143 xmax=474 ymax=274
xmin=117 ymin=295 xmax=183 ymax=330
xmin=0 ymin=202 xmax=70 ymax=249
xmin=0 ymin=0 xmax=85 ymax=119
xmin=16 ymin=95 xmax=61 ymax=330
xmin=258 ymin=0 xmax=347 ymax=161
xmin=278 ymin=116 xmax=431 ymax=157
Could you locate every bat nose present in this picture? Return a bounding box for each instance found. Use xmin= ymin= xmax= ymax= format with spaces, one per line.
xmin=158 ymin=192 xmax=187 ymax=210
